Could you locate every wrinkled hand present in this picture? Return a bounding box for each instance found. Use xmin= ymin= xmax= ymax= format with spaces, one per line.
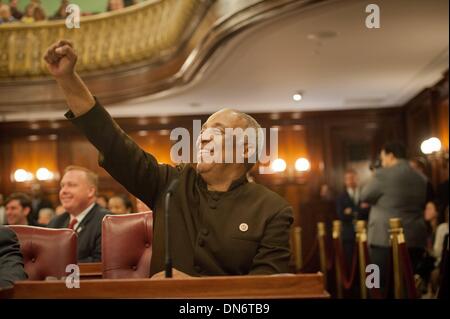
xmin=360 ymin=202 xmax=370 ymax=209
xmin=151 ymin=268 xmax=192 ymax=280
xmin=44 ymin=40 xmax=77 ymax=78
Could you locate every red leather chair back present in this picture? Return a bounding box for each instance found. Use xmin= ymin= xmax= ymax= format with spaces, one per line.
xmin=102 ymin=212 xmax=153 ymax=279
xmin=8 ymin=225 xmax=77 ymax=280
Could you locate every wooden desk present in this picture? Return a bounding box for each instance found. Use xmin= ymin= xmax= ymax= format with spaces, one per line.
xmin=79 ymin=263 xmax=102 ymax=280
xmin=7 ymin=273 xmax=328 ymax=299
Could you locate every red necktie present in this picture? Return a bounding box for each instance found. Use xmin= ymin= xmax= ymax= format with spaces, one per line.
xmin=68 ymin=218 xmax=78 ymax=230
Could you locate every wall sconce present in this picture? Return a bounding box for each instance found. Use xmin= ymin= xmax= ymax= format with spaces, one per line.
xmin=421 ymin=137 xmax=442 ymax=155
xmin=295 ymin=157 xmax=311 ymax=172
xmin=36 ymin=167 xmax=54 ymax=181
xmin=12 ymin=167 xmax=57 ymax=182
xmin=13 ymin=169 xmax=33 ymax=182
xmin=271 ymin=158 xmax=287 ymax=173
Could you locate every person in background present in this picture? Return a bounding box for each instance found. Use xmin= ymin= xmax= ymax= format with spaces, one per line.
xmin=107 ymin=0 xmax=124 ymax=11
xmin=424 ymin=201 xmax=440 ymax=251
xmin=55 ymin=204 xmax=65 ymax=216
xmin=434 ymin=206 xmax=449 ymax=264
xmin=108 ymin=194 xmax=133 ymax=214
xmin=96 ymin=194 xmax=109 ymax=208
xmin=336 ymin=169 xmax=370 ymax=265
xmin=51 ymin=0 xmax=69 ymax=20
xmin=361 ymin=141 xmax=427 ymax=293
xmin=21 ymin=1 xmax=45 ymax=23
xmin=48 ymin=165 xmax=109 ymax=262
xmin=0 ymin=194 xmax=5 ymax=225
xmin=123 ymin=0 xmax=137 ymax=7
xmin=29 ymin=183 xmax=53 ymax=225
xmin=427 ymin=206 xmax=449 ymax=296
xmin=9 ymin=0 xmax=22 ymax=20
xmin=0 ymin=3 xmax=16 ymax=24
xmin=5 ymin=193 xmax=37 ymax=226
xmin=410 ymin=157 xmax=435 ymax=203
xmin=33 ymin=2 xmax=45 ymax=21
xmin=21 ymin=3 xmax=35 ymax=23
xmin=37 ymin=208 xmax=55 ymax=226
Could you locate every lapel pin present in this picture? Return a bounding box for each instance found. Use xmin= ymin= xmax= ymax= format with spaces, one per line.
xmin=239 ymin=223 xmax=248 ymax=232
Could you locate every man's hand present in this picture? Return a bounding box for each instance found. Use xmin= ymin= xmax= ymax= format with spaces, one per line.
xmin=44 ymin=40 xmax=77 ymax=79
xmin=360 ymin=202 xmax=370 ymax=209
xmin=43 ymin=39 xmax=95 ymax=116
xmin=151 ymin=268 xmax=192 ymax=280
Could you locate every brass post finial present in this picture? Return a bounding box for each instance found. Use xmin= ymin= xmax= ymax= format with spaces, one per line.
xmin=390 ymin=217 xmax=404 ymax=299
xmin=356 ymin=220 xmax=368 ymax=299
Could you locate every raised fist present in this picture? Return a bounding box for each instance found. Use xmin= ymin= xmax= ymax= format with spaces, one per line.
xmin=44 ymin=40 xmax=78 ymax=78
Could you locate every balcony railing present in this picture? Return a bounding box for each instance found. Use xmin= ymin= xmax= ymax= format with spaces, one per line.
xmin=0 ymin=0 xmax=207 ymax=78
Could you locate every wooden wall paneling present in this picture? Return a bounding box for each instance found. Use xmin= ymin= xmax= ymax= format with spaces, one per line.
xmin=437 ymin=99 xmax=449 ymax=150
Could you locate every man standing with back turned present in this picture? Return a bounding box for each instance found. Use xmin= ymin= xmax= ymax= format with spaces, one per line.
xmin=44 ymin=40 xmax=293 ymax=277
xmin=361 ymin=142 xmax=427 ymax=291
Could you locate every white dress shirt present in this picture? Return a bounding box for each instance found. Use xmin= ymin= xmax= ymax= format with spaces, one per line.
xmin=69 ymin=202 xmax=95 ymax=231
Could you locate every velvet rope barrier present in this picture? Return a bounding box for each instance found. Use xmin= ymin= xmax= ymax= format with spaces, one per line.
xmin=363 ymin=242 xmax=393 ymax=299
xmin=326 ymin=239 xmax=335 ymax=271
xmin=333 ymin=238 xmax=358 ymax=290
xmin=300 ymin=237 xmax=319 ymax=272
xmin=398 ymin=242 xmax=418 ymax=299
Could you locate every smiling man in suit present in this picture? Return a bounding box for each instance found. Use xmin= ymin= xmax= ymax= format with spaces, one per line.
xmin=48 ymin=166 xmax=109 ymax=262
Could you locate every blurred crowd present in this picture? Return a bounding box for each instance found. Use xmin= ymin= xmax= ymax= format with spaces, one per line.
xmin=0 ymin=0 xmax=138 ymax=25
xmin=0 ymin=183 xmax=150 ymax=228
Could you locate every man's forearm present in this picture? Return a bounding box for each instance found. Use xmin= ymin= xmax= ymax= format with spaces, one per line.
xmin=56 ymin=73 xmax=96 ymax=117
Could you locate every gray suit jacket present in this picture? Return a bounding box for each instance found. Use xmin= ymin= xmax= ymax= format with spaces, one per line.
xmin=361 ymin=160 xmax=427 ymax=248
xmin=0 ymin=226 xmax=28 ymax=288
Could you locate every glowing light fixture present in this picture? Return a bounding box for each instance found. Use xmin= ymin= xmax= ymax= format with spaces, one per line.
xmin=271 ymin=158 xmax=287 ymax=173
xmin=13 ymin=169 xmax=33 ymax=182
xmin=36 ymin=167 xmax=54 ymax=181
xmin=421 ymin=137 xmax=442 ymax=154
xmin=293 ymin=93 xmax=303 ymax=101
xmin=295 ymin=157 xmax=311 ymax=172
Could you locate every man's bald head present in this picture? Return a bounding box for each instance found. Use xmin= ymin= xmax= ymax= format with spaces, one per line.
xmin=196 ymin=108 xmax=263 ymax=179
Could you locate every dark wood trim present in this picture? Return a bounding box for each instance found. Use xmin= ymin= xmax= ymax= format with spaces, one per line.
xmin=8 ymin=273 xmax=328 ymax=299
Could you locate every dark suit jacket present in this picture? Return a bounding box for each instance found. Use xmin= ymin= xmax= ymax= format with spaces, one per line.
xmin=336 ymin=190 xmax=369 ymax=242
xmin=66 ymin=100 xmax=293 ymax=276
xmin=47 ymin=204 xmax=109 ymax=262
xmin=0 ymin=226 xmax=27 ymax=288
xmin=29 ymin=198 xmax=53 ymax=225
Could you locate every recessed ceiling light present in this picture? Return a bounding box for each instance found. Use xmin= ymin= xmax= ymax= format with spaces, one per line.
xmin=293 ymin=92 xmax=303 ymax=101
xmin=189 ymin=102 xmax=202 ymax=108
xmin=307 ymin=31 xmax=338 ymax=41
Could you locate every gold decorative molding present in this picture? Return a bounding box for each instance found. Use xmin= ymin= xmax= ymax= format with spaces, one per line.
xmin=0 ymin=0 xmax=206 ymax=77
xmin=0 ymin=0 xmax=328 ymax=114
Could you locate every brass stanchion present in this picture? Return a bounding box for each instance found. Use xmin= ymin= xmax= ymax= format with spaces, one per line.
xmin=390 ymin=218 xmax=404 ymax=299
xmin=317 ymin=222 xmax=327 ymax=288
xmin=293 ymin=226 xmax=303 ymax=272
xmin=333 ymin=220 xmax=343 ymax=298
xmin=356 ymin=220 xmax=368 ymax=299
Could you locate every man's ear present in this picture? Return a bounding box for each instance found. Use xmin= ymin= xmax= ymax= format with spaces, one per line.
xmin=24 ymin=207 xmax=31 ymax=217
xmin=88 ymin=187 xmax=96 ymax=198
